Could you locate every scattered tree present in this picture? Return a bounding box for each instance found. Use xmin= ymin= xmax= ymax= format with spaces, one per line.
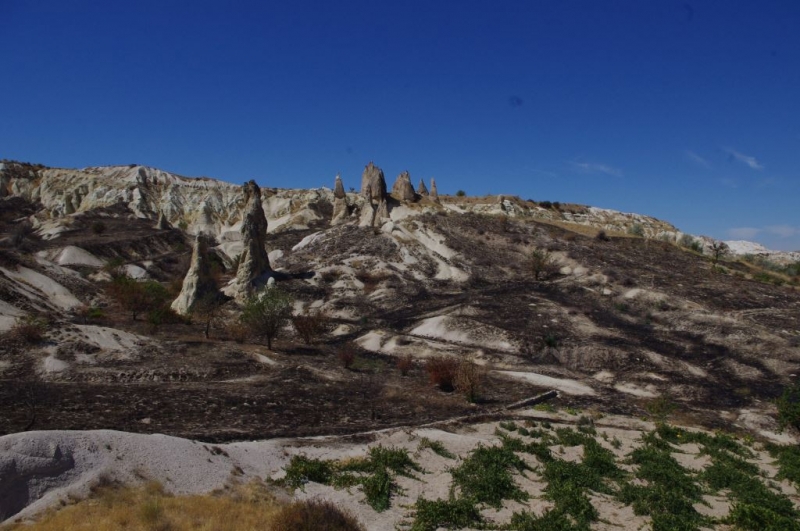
xmin=530 ymin=248 xmax=558 ymax=281
xmin=396 ymin=354 xmax=414 ymax=376
xmin=91 ymin=221 xmax=107 ymax=235
xmin=190 ymin=292 xmax=226 ymax=339
xmin=292 ymin=309 xmax=328 ymax=344
xmin=679 ymin=234 xmax=703 ymax=253
xmin=425 ymin=356 xmax=459 ymax=392
xmin=107 ymin=275 xmax=171 ymax=321
xmin=627 ymin=223 xmax=644 ymax=237
xmin=455 ymin=190 xmax=467 ymax=197
xmin=337 ymin=343 xmax=357 ymax=369
xmin=239 ymin=286 xmax=293 ymax=349
xmin=709 ymin=240 xmax=729 ymax=266
xmin=4 ymin=315 xmax=48 ymax=344
xmin=9 ymin=221 xmax=34 ymax=248
xmin=455 ymin=358 xmax=484 ymax=403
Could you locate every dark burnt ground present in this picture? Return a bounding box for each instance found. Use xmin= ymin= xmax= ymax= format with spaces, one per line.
xmin=2 ymin=201 xmax=799 ymax=442
xmin=0 ymin=333 xmax=536 ymax=442
xmin=418 ymin=214 xmax=800 ymax=416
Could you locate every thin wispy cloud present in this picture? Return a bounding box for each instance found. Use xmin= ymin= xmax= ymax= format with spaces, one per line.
xmin=723 ymin=147 xmax=763 ymax=170
xmin=685 ymin=150 xmax=711 ymax=169
xmin=571 ymin=161 xmax=623 ymax=178
xmin=530 ymin=168 xmax=560 ymax=178
xmin=728 ymin=225 xmax=799 ymax=241
xmin=766 ymin=225 xmax=798 ymax=238
xmin=728 ymin=227 xmax=761 ymax=240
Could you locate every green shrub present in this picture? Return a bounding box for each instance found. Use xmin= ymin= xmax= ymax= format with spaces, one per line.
xmin=767 ymin=443 xmax=800 ymax=487
xmin=410 ymin=497 xmax=482 ymax=531
xmin=281 ymin=456 xmax=335 ymax=489
xmin=776 ymin=383 xmax=800 ymax=433
xmin=628 ymin=223 xmax=644 ymax=237
xmin=450 ymin=444 xmax=529 ymax=507
xmin=240 ymin=286 xmax=293 ymax=349
xmin=418 ymin=438 xmax=455 ymax=459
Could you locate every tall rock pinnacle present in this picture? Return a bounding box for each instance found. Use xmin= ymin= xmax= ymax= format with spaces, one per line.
xmin=331 ymin=174 xmax=349 ymax=225
xmin=430 ymin=178 xmax=440 ymax=203
xmin=417 ymin=179 xmax=429 ymax=196
xmin=171 ymin=234 xmax=217 ymax=315
xmin=235 ymin=180 xmax=271 ymax=291
xmin=360 ymin=162 xmax=387 ymax=201
xmin=359 ymin=183 xmax=376 ymax=227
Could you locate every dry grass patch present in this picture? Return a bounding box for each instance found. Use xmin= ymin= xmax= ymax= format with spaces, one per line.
xmin=3 ymin=481 xmax=364 ymax=531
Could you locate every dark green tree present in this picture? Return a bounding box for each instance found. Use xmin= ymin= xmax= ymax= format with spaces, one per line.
xmin=240 ymin=286 xmax=293 ymax=349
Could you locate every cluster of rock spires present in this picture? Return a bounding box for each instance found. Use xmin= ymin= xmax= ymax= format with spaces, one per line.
xmin=172 ymin=180 xmax=273 ymax=312
xmin=326 ymin=162 xmax=441 ymax=228
xmin=168 ymin=163 xmax=444 ymax=311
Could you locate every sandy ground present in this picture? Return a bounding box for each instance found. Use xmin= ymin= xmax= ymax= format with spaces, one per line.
xmin=6 ymin=412 xmax=793 ymax=529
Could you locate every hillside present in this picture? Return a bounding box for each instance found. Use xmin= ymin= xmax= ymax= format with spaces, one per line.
xmin=1 ymin=160 xmax=799 ymax=528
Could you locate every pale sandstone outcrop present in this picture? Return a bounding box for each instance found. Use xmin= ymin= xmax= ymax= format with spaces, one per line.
xmin=417 ymin=178 xmax=429 ymax=196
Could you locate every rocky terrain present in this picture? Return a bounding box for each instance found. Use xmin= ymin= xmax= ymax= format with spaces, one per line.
xmin=1 ymin=159 xmax=799 ymax=528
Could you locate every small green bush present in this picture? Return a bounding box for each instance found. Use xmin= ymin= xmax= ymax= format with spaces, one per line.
xmin=628 ymin=223 xmax=644 ymax=237
xmin=410 ymin=497 xmax=482 ymax=531
xmin=450 ymin=444 xmax=529 ymax=507
xmin=418 ymin=438 xmax=455 ymax=459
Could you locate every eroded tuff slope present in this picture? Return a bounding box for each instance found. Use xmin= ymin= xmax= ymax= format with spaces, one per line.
xmin=0 ymin=160 xmax=798 ymax=445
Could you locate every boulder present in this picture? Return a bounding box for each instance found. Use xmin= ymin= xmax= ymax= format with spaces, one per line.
xmin=391 ymin=171 xmax=416 ymax=202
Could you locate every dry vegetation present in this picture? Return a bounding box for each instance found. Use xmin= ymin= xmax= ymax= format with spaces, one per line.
xmin=2 ymin=481 xmax=365 ymax=531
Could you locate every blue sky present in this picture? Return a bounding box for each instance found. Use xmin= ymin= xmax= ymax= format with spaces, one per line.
xmin=1 ymin=1 xmax=799 ymax=250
